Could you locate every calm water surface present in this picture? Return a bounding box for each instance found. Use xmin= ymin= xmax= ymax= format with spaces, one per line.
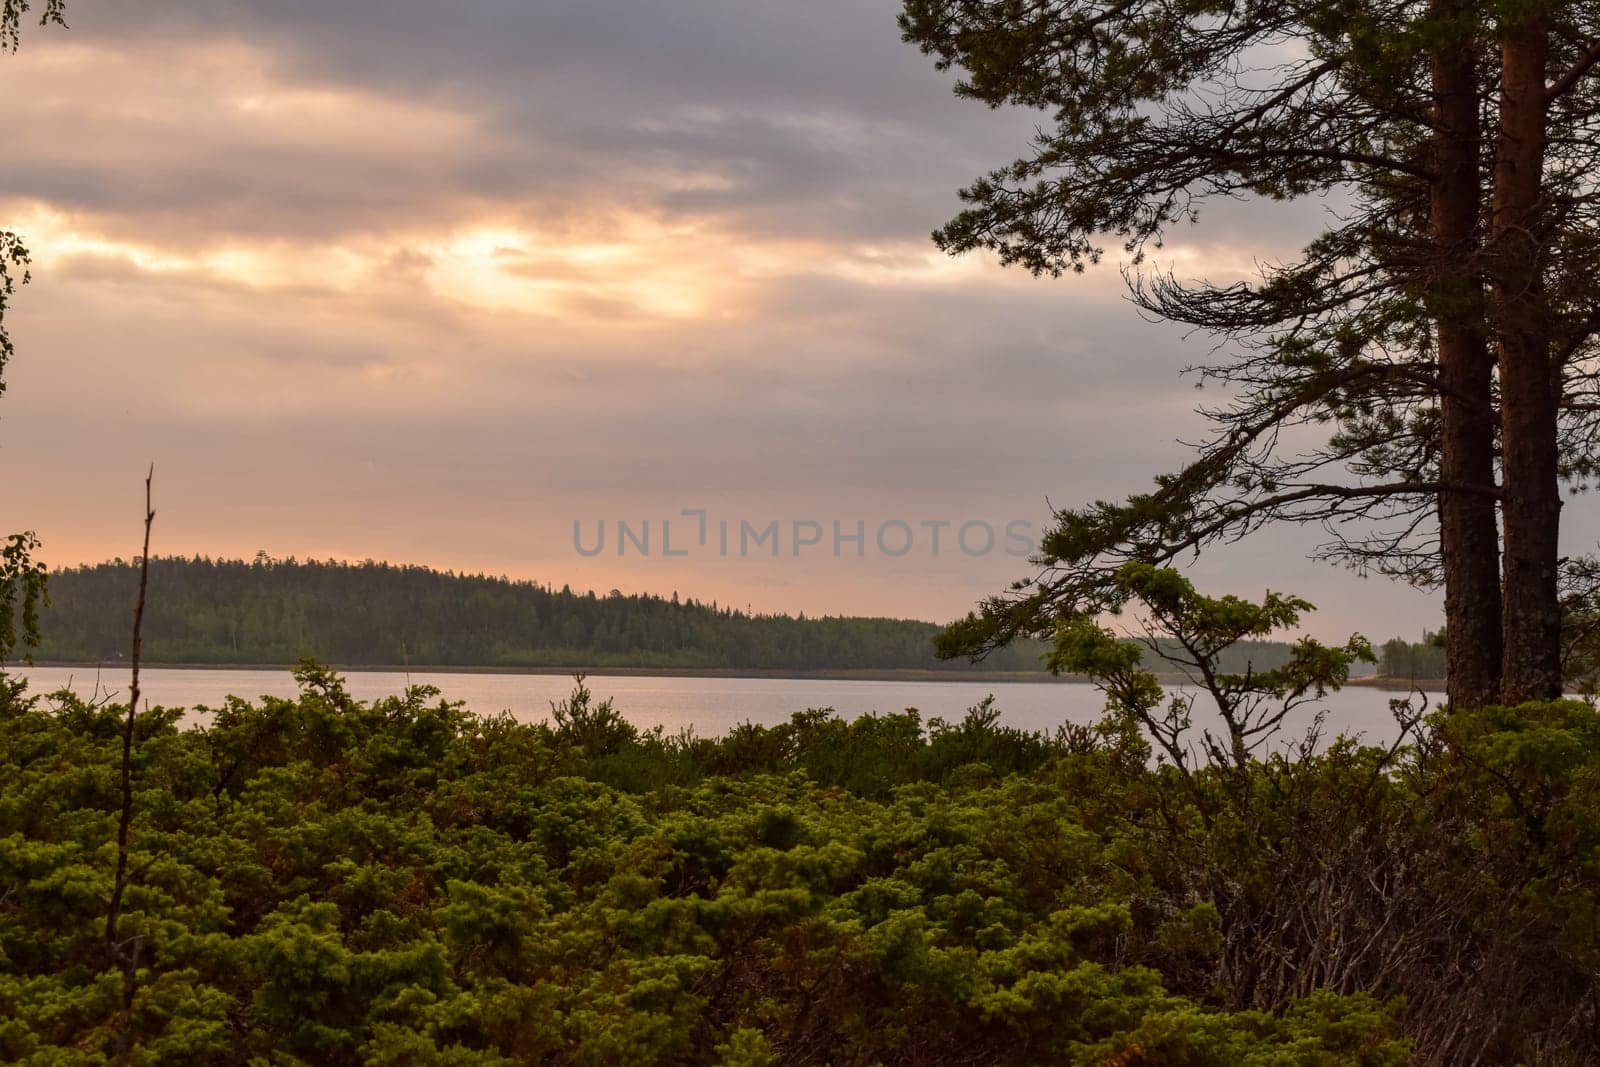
xmin=14 ymin=665 xmax=1419 ymax=746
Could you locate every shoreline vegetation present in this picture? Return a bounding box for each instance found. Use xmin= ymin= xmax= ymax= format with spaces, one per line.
xmin=30 ymin=557 xmax=1464 ymax=688
xmin=2 ymin=663 xmax=1591 ymax=1062
xmin=20 ymin=658 xmax=1448 ymax=691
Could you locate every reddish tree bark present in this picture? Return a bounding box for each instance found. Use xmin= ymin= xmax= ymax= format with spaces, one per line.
xmin=1431 ymin=4 xmax=1504 ymax=708
xmin=1492 ymin=11 xmax=1564 ymax=702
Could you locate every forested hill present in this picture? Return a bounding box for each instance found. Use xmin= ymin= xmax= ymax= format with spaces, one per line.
xmin=28 ymin=557 xmax=1343 ymax=676
xmin=31 ymin=557 xmax=1056 ymax=672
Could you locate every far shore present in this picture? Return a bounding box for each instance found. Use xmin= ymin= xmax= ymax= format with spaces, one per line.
xmin=23 ymin=660 xmax=1437 ymax=691
xmin=1345 ymin=674 xmax=1449 ymax=693
xmin=25 ymin=661 xmax=1084 ymax=684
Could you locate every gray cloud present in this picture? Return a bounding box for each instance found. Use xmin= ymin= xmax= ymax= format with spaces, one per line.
xmin=0 ymin=0 xmax=1462 ymax=639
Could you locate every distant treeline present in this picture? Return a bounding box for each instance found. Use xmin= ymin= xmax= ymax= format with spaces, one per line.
xmin=31 ymin=557 xmax=1050 ymax=671
xmin=27 ymin=556 xmax=1380 ymax=676
xmin=1378 ymin=633 xmax=1448 ymax=680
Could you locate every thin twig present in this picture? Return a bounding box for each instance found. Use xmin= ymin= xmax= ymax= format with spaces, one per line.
xmin=106 ymin=465 xmax=154 ymax=1067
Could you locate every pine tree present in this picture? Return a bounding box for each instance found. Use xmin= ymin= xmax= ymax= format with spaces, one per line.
xmin=903 ymin=0 xmax=1600 ymax=703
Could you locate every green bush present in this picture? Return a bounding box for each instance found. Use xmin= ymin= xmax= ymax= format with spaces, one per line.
xmin=5 ymin=667 xmax=1598 ymax=1063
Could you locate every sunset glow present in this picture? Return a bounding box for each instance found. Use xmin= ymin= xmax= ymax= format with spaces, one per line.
xmin=1 ymin=0 xmax=1463 ymax=636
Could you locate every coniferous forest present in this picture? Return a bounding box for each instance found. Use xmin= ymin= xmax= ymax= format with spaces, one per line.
xmin=31 ymin=557 xmax=1051 ymax=672
xmin=30 ymin=557 xmax=1354 ymax=678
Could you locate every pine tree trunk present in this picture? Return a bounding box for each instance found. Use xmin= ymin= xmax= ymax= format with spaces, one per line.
xmin=1493 ymin=16 xmax=1564 ymax=703
xmin=1430 ymin=9 xmax=1503 ymax=708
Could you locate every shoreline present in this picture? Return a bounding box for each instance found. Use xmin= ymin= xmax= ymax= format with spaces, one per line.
xmin=21 ymin=661 xmax=1432 ymax=691
xmin=1344 ymin=675 xmax=1448 ymax=693
xmin=22 ymin=661 xmax=1084 ymax=684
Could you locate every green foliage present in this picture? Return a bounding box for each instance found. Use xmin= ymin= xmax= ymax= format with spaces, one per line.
xmin=1377 ymin=632 xmax=1447 ymax=681
xmin=1049 ymin=565 xmax=1373 ymax=784
xmin=29 ymin=557 xmax=1377 ymax=681
xmin=1 ymin=0 xmax=65 ymax=392
xmin=902 ymin=0 xmax=1600 ymax=707
xmin=0 ymin=666 xmax=1445 ymax=1064
xmin=1 ymin=0 xmax=65 ymax=52
xmin=1560 ymin=556 xmax=1600 ymax=697
xmin=0 ymin=4 xmax=61 ymax=669
xmin=549 ymin=674 xmax=636 ymax=756
xmin=0 ymin=230 xmax=30 ymax=397
xmin=32 ymin=556 xmax=1052 ymax=672
xmin=8 ymin=659 xmax=1600 ymax=1061
xmin=0 ymin=531 xmax=47 ymax=664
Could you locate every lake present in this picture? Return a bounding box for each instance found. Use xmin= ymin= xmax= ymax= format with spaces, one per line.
xmin=11 ymin=665 xmax=1424 ymax=749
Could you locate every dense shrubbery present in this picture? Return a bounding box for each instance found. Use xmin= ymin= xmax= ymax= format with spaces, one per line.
xmin=3 ymin=662 xmax=1599 ymax=1064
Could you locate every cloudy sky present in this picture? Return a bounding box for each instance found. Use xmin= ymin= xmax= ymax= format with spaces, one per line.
xmin=0 ymin=0 xmax=1473 ymax=639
